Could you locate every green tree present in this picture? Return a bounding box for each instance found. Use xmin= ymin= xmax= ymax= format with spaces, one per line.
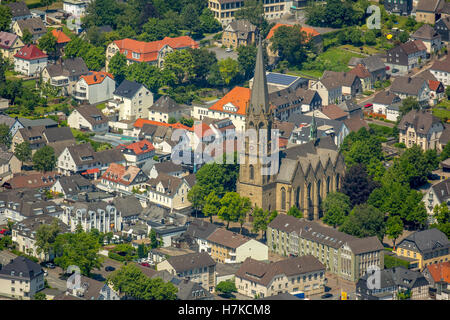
xmin=0 ymin=124 xmax=12 ymax=148
xmin=218 ymin=192 xmax=251 ymax=232
xmin=54 ymin=231 xmax=102 ymax=276
xmin=168 ymin=117 xmax=176 ymax=124
xmin=386 ymin=215 xmax=404 ymax=249
xmin=399 ymin=97 xmax=420 ymax=115
xmin=0 ymin=5 xmax=12 ymax=32
xmin=198 ymin=7 xmax=221 ymax=34
xmin=38 ymin=31 xmax=57 ymax=57
xmin=164 ymin=49 xmax=195 ymax=84
xmin=187 ymin=183 xmax=208 ymax=214
xmin=188 ymin=47 xmax=217 ymax=84
xmin=218 ymin=58 xmax=240 ymax=86
xmin=14 ymin=141 xmax=31 ymax=166
xmin=399 ymin=31 xmax=410 ymax=43
xmin=341 ymin=164 xmax=379 ymax=206
xmin=445 ymin=86 xmax=450 ymax=100
xmin=179 ymin=117 xmax=194 ymax=128
xmin=22 ymin=29 xmax=33 ymax=45
xmin=215 ymin=280 xmax=237 ymax=297
xmin=149 ymin=229 xmax=162 ymax=249
xmin=270 ymin=25 xmax=309 ymax=67
xmin=33 ymin=292 xmax=46 ymax=300
xmin=35 ymin=219 xmax=62 ymax=259
xmin=137 ymin=244 xmax=147 ymax=259
xmin=237 ymin=45 xmax=257 ymax=79
xmin=287 ymin=206 xmax=303 ymax=219
xmin=235 ymin=0 xmax=271 ymax=36
xmin=108 ymin=52 xmax=127 ymax=84
xmin=84 ymin=46 xmax=105 ymax=71
xmin=203 ymin=191 xmax=220 ymax=223
xmin=340 ymin=204 xmax=385 ymax=241
xmin=322 ymin=192 xmax=351 ymax=228
xmin=32 ymin=145 xmax=56 ymax=172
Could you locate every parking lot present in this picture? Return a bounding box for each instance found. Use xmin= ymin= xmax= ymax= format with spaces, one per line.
xmin=206 ymin=46 xmax=238 ymax=61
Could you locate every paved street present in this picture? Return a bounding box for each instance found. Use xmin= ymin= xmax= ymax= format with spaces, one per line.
xmin=45 ymin=266 xmax=67 ymax=291
xmin=206 ymin=46 xmax=238 ymax=61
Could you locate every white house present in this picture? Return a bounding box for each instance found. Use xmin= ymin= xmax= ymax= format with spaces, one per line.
xmin=309 ymin=77 xmax=343 ymax=106
xmin=73 ymin=71 xmax=116 ymax=105
xmin=97 ymin=163 xmax=148 ymax=194
xmin=430 ymin=56 xmax=450 ymax=86
xmin=118 ymin=139 xmax=155 ymax=168
xmin=146 ymin=173 xmax=192 ymax=211
xmin=108 ymin=79 xmax=154 ymax=121
xmin=422 ymin=179 xmax=450 ymax=224
xmin=372 ymin=91 xmax=402 ymax=121
xmin=148 ymin=95 xmax=185 ymax=123
xmin=62 ymin=0 xmax=88 ymax=17
xmin=13 ymin=44 xmax=47 ymax=77
xmin=68 ymin=104 xmax=109 ymax=133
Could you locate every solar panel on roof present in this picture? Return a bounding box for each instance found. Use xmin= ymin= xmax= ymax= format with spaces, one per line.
xmin=266 ymin=73 xmax=298 ymax=86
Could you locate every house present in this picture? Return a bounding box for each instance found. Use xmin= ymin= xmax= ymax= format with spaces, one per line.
xmin=72 ymin=71 xmax=116 ymax=105
xmin=50 ymin=29 xmax=71 ymax=56
xmin=156 ymin=252 xmax=216 ymax=292
xmin=268 ymin=87 xmax=305 ymax=121
xmin=294 ymin=88 xmax=322 ymax=113
xmin=322 ymin=71 xmax=362 ymax=98
xmin=384 ymin=0 xmax=413 ymax=15
xmin=12 ymin=215 xmax=70 ymax=261
xmin=108 ymin=80 xmax=154 ymax=122
xmin=422 ymin=262 xmax=450 ymax=300
xmin=372 ymin=91 xmax=402 ymax=121
xmin=0 ymin=146 xmax=21 ymax=183
xmin=145 ymin=172 xmax=192 ymax=211
xmin=306 ymin=104 xmax=349 ymax=121
xmin=112 ymin=195 xmax=143 ymax=227
xmin=41 ymin=57 xmax=89 ymax=96
xmin=435 ymin=17 xmax=450 ymax=43
xmin=6 ymin=2 xmax=32 ymax=24
xmin=356 ymin=267 xmax=429 ymax=300
xmin=398 ymin=109 xmax=444 ymax=151
xmin=148 ymin=96 xmax=186 ymax=123
xmin=9 ymin=117 xmax=58 ymax=139
xmin=415 ymin=0 xmax=445 ymax=25
xmin=267 ymin=214 xmax=384 ymax=282
xmin=394 ymin=228 xmax=450 ymax=270
xmin=11 ymin=125 xmax=74 ymax=154
xmin=0 ymin=31 xmax=24 ymax=62
xmin=67 ymin=104 xmax=109 ymax=133
xmin=50 ymin=174 xmax=95 ymax=200
xmin=249 ymin=72 xmax=309 ymax=94
xmin=192 ymin=86 xmax=250 ymax=132
xmin=13 ymin=44 xmax=47 ymax=77
xmin=385 ymin=40 xmax=427 ymax=75
xmin=182 ymin=219 xmax=219 ymax=253
xmin=422 ymin=179 xmax=450 ymax=223
xmin=30 ymin=9 xmax=46 ymax=23
xmin=343 ymin=117 xmax=370 ymax=134
xmin=206 ymin=228 xmax=268 ymax=264
xmin=117 ymin=139 xmax=155 ymax=168
xmin=221 ymin=19 xmax=257 ymax=49
xmin=12 ymin=18 xmax=47 ymax=41
xmin=98 ymin=163 xmax=148 ymax=194
xmin=390 ymin=76 xmax=430 ymax=105
xmin=60 ymin=201 xmax=122 ymax=233
xmin=235 ymin=255 xmax=326 ymax=298
xmin=0 ymin=257 xmax=44 ymax=300
xmin=430 ymin=55 xmax=450 ymax=86
xmin=349 ymin=64 xmax=373 ymax=91
xmin=411 ymin=24 xmax=443 ymax=54
xmin=3 ymin=171 xmax=60 ymax=190
xmin=427 ymin=78 xmax=446 ymax=106
xmin=348 ymin=55 xmax=387 ymax=84
xmin=65 ymin=275 xmax=120 ymax=300
xmin=309 ymin=76 xmax=343 ymax=106
xmin=62 ymin=0 xmax=88 ymax=18
xmin=105 ymin=36 xmax=198 ymax=71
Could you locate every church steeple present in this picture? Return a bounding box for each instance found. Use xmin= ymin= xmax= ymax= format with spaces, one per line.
xmin=248 ymin=36 xmax=270 ymax=116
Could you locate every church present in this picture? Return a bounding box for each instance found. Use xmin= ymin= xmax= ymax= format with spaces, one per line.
xmin=236 ymin=39 xmax=346 ymax=221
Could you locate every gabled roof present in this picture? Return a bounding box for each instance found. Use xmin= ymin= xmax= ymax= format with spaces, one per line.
xmin=112 ymin=195 xmax=143 ymax=217
xmin=185 ymin=219 xmax=218 ymax=240
xmin=53 ymin=174 xmax=93 ymax=196
xmin=416 ymin=0 xmax=444 ymax=13
xmin=0 ymin=257 xmax=43 ymax=280
xmin=80 ymin=71 xmax=114 ymax=85
xmin=43 ymin=126 xmax=74 ymax=143
xmin=0 ymin=31 xmax=20 ymax=50
xmin=390 ymin=76 xmax=428 ymax=96
xmin=321 ymin=104 xmax=348 ymax=120
xmin=348 ymin=64 xmax=371 ymax=79
xmin=209 ymin=86 xmax=251 ymax=116
xmin=343 ymin=117 xmax=369 ymax=133
xmin=102 ymin=163 xmax=145 ymax=186
xmin=133 ymin=119 xmax=193 ymax=131
xmin=73 ymin=104 xmax=108 ymax=125
xmin=118 ymin=139 xmax=155 ymax=156
xmin=51 ymin=29 xmax=71 ymax=44
xmin=430 ymin=178 xmax=450 ymax=203
xmin=425 ymin=261 xmax=450 ymax=284
xmin=146 ymin=172 xmax=184 ymax=195
xmin=14 ymin=44 xmax=47 ymax=60
xmin=227 ymin=19 xmax=257 ymax=34
xmin=373 ymin=90 xmax=401 ymax=105
xmin=398 ymin=109 xmax=442 ymax=134
xmin=165 ymin=252 xmax=216 ymax=273
xmin=266 ymin=23 xmax=320 ymax=42
xmin=6 ymin=2 xmax=31 ymax=18
xmin=399 ymin=228 xmax=450 ymax=254
xmin=15 ymin=17 xmax=46 ymax=35
xmin=411 ymin=24 xmax=440 ymax=40
xmin=45 ymin=57 xmax=89 ymax=78
xmin=206 ymin=228 xmax=250 ymax=249
xmin=151 ymin=96 xmax=184 ymax=114
xmin=431 ymin=55 xmax=450 ymax=73
xmin=113 ymin=79 xmax=145 ymax=99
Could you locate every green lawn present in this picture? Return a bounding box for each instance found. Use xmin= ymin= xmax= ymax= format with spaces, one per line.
xmin=339 ymin=44 xmax=382 ymax=56
xmin=22 ymin=79 xmax=36 ymax=89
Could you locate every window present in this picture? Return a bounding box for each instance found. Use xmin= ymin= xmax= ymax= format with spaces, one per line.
xmin=249 ymin=165 xmax=254 ymax=180
xmin=281 ymin=187 xmax=286 ymax=210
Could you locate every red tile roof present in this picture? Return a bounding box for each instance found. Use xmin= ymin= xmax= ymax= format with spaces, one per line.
xmin=113 ymin=36 xmax=199 ymax=63
xmin=266 ymin=23 xmax=320 ymax=42
xmin=133 ymin=119 xmax=193 ymax=132
xmin=349 ymin=64 xmax=371 ymax=79
xmin=51 ymin=29 xmax=70 ymax=44
xmin=80 ymin=71 xmax=114 ymax=85
xmin=428 ymin=80 xmax=442 ymax=92
xmin=426 ymin=261 xmax=450 ymax=284
xmin=194 ymin=123 xmax=215 ymax=139
xmin=14 ymin=44 xmax=47 ymax=60
xmin=101 ymin=163 xmax=143 ymax=186
xmin=117 ymin=139 xmax=155 ymax=155
xmin=209 ymin=86 xmax=251 ymax=116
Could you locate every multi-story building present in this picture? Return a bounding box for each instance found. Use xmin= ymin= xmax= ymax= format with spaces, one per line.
xmin=62 ymin=0 xmax=88 ymax=17
xmin=145 ymin=172 xmax=192 ymax=211
xmin=398 ymin=109 xmax=444 ymax=151
xmin=394 ymin=228 xmax=450 ymax=270
xmin=430 ymin=55 xmax=450 ymax=86
xmin=384 ymin=0 xmax=413 ymax=16
xmin=148 ymin=96 xmax=186 ymax=123
xmin=221 ymin=19 xmax=257 ymax=49
xmin=98 ymin=163 xmax=149 ymax=194
xmin=0 ymin=31 xmax=24 ymax=62
xmin=390 ymin=76 xmax=430 ymax=105
xmin=385 ymin=40 xmax=427 ymax=76
xmin=435 ymin=17 xmax=450 ymax=44
xmin=309 ymin=76 xmax=343 ymax=106
xmin=415 ymin=0 xmax=445 ymax=25
xmin=411 ymin=24 xmax=443 ymax=54
xmin=422 ymin=261 xmax=450 ymax=300
xmin=72 ymin=71 xmax=116 ymax=105
xmin=117 ymin=139 xmax=155 ymax=168
xmin=67 ymin=104 xmax=109 ymax=133
xmin=13 ymin=44 xmax=47 ymax=77
xmin=267 ymin=214 xmax=384 ymax=282
xmin=422 ymin=179 xmax=450 ymax=223
xmin=6 ymin=2 xmax=32 ymax=25
xmin=12 ymin=18 xmax=47 ymax=42
xmin=156 ymin=252 xmax=216 ymax=292
xmin=235 ymin=255 xmax=325 ymax=298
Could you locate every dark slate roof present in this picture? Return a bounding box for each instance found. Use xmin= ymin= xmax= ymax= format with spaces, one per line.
xmin=19 ymin=117 xmax=57 ymax=128
xmin=6 ymin=2 xmax=31 ymax=18
xmin=113 ymin=80 xmax=144 ymax=99
xmin=16 ymin=18 xmax=46 ymax=36
xmin=0 ymin=256 xmax=43 ymax=280
xmin=398 ymin=110 xmax=443 ymax=135
xmin=185 ymin=219 xmax=218 ymax=240
xmin=416 ymin=0 xmax=444 ymax=13
xmin=153 ymin=161 xmax=184 ymax=174
xmin=46 ymin=57 xmax=89 ymax=78
xmin=0 ymin=114 xmax=16 ymax=129
xmin=53 ymin=174 xmax=93 ymax=196
xmin=150 ymin=96 xmax=184 ymax=114
xmin=359 ymin=266 xmax=429 ymax=292
xmin=440 ymin=124 xmax=450 ymax=145
xmin=412 ymin=24 xmax=440 ymax=40
xmin=295 ymin=88 xmax=320 ymax=105
xmin=373 ymin=91 xmax=401 ymax=105
xmin=227 ymin=19 xmax=257 ymax=34
xmin=74 ymin=104 xmax=108 ymax=126
xmin=165 ymin=252 xmax=216 ymax=273
xmin=112 ymin=195 xmax=143 ymax=217
xmin=399 ymin=229 xmax=450 ymax=254
xmin=431 ymin=179 xmax=450 ymax=203
xmin=390 ymin=76 xmax=427 ymax=96
xmin=43 ymin=126 xmax=74 ymax=143
xmin=343 ymin=117 xmax=370 ymax=133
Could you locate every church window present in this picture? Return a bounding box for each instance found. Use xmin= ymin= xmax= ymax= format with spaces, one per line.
xmin=326 ymin=176 xmax=330 ymax=194
xmin=250 ymin=165 xmax=254 ymax=180
xmin=281 ymin=187 xmax=286 ymax=210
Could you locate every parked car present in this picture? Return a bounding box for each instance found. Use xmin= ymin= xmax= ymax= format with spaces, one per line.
xmin=46 ymin=263 xmax=55 ymax=269
xmin=140 ymin=263 xmax=151 ymax=267
xmin=105 ymin=266 xmax=115 ymax=272
xmin=321 ymin=293 xmax=333 ymax=299
xmin=364 ymin=103 xmax=373 ymax=108
xmin=0 ymin=229 xmax=7 ymax=234
xmin=226 ymin=47 xmax=232 ymax=52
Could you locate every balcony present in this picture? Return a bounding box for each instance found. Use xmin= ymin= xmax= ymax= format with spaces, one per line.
xmin=73 ymin=91 xmax=87 ymax=98
xmin=51 ymin=76 xmax=69 ymax=86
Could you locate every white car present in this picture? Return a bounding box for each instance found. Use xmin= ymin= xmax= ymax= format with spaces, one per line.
xmin=226 ymin=48 xmax=233 ymax=52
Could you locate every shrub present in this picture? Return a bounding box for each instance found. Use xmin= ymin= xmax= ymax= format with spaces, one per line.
xmin=108 ymin=251 xmax=126 ymax=262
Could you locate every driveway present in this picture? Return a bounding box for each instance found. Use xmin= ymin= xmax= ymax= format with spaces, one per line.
xmin=45 ymin=266 xmax=68 ymax=291
xmin=207 ymin=46 xmax=238 ymax=61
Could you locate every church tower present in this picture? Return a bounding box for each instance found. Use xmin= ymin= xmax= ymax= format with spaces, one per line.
xmin=237 ymin=37 xmax=276 ymax=210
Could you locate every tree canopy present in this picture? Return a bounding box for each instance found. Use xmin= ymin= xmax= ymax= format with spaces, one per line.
xmin=32 ymin=145 xmax=56 ymax=172
xmin=321 ymin=192 xmax=351 ymax=228
xmin=340 ymin=204 xmax=385 ymax=241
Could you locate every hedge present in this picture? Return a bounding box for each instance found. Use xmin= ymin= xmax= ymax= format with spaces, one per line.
xmin=108 ymin=251 xmax=125 ymax=262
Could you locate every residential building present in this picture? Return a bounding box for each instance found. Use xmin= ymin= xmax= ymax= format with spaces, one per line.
xmin=422 ymin=261 xmax=450 ymax=300
xmin=50 ymin=174 xmax=95 ymax=200
xmin=268 ymin=87 xmax=304 ymax=121
xmin=0 ymin=31 xmax=24 ymax=62
xmin=249 ymin=72 xmax=309 ymax=94
xmin=148 ymin=161 xmax=187 ymax=179
xmin=206 ymin=228 xmax=268 ymax=264
xmin=73 ymin=71 xmax=116 ymax=105
xmin=65 ymin=276 xmax=120 ymax=300
xmin=108 ymin=80 xmax=154 ymax=121
xmin=235 ymin=255 xmax=326 ymax=298
xmin=390 ymin=76 xmax=430 ymax=105
xmin=117 ymin=139 xmax=155 ymax=168
xmin=348 ymin=55 xmax=387 ymax=84
xmin=145 ymin=172 xmax=192 ymax=211
xmin=430 ymin=55 xmax=450 ymax=86
xmin=0 ymin=146 xmax=21 ymax=183
xmin=208 ymin=0 xmax=290 ymax=26
xmin=385 ymin=40 xmax=427 ymax=75
xmin=6 ymin=117 xmax=57 ymax=141
xmin=11 ymin=126 xmax=75 ymax=154
xmin=62 ymin=0 xmax=88 ymax=18
xmin=12 ymin=215 xmax=70 ymax=261
xmin=423 ymin=179 xmax=450 ymax=223
xmin=157 ymin=252 xmax=216 ymax=292
xmin=394 ymin=228 xmax=450 ymax=270
xmin=182 ymin=219 xmax=219 ymax=253
xmin=0 ymin=257 xmax=44 ymax=300
xmin=41 ymin=57 xmax=89 ymax=96
xmin=306 ymin=104 xmax=349 ymax=121
xmin=49 ymin=29 xmax=71 ymax=57
xmin=13 ymin=44 xmax=47 ymax=76
xmin=309 ymin=76 xmax=343 ymax=106
xmin=60 ymin=201 xmax=122 ymax=233
xmin=148 ymin=96 xmax=186 ymax=123
xmin=222 ymin=19 xmax=257 ymax=49
xmin=411 ymin=24 xmax=443 ymax=54
xmin=321 ymin=71 xmax=362 ymax=98
xmin=294 ymin=88 xmax=322 ymax=113
xmin=98 ymin=163 xmax=149 ymax=194
xmin=3 ymin=171 xmax=61 ymax=190
xmin=105 ymin=36 xmax=198 ymax=71
xmin=372 ymin=91 xmax=402 ymax=121
xmin=415 ymin=0 xmax=445 ymax=25
xmin=12 ymin=18 xmax=47 ymax=41
xmin=356 ymin=267 xmax=429 ymax=300
xmin=384 ymin=0 xmax=413 ymax=15
xmin=112 ymin=195 xmax=143 ymax=227
xmin=67 ymin=104 xmax=109 ymax=133
xmin=6 ymin=2 xmax=32 ymax=24
xmin=267 ymin=214 xmax=384 ymax=282
xmin=435 ymin=17 xmax=450 ymax=43
xmin=398 ymin=109 xmax=444 ymax=151
xmin=349 ymin=64 xmax=373 ymax=91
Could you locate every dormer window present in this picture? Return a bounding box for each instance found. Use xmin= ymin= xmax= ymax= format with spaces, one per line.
xmin=132 ymin=52 xmax=140 ymax=59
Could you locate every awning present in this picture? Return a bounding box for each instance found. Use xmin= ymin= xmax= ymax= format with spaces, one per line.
xmin=82 ymin=168 xmax=99 ymax=175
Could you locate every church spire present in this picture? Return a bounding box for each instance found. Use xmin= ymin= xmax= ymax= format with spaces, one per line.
xmin=310 ymin=111 xmax=317 ymax=141
xmin=249 ymin=35 xmax=270 ymax=116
